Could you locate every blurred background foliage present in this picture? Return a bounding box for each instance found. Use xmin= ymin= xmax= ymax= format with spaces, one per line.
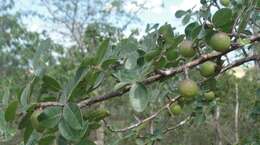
xmin=0 ymin=0 xmax=259 ymax=145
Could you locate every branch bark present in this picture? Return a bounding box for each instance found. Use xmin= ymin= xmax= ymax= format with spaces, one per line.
xmin=220 ymin=54 xmax=260 ymax=73
xmin=234 ymin=83 xmax=240 ymax=144
xmin=214 ymin=106 xmax=223 ymax=145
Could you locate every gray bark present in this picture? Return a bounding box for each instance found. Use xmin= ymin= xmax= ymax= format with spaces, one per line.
xmin=215 ymin=106 xmax=223 ymax=145
xmin=234 ymin=84 xmax=240 ymax=144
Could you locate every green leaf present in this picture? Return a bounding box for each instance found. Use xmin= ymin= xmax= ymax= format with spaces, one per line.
xmin=175 ymin=10 xmax=187 ymax=18
xmin=24 ymin=124 xmax=33 ymax=144
xmin=129 ymin=83 xmax=149 ymax=112
xmin=92 ymin=72 xmax=105 ymax=90
xmin=212 ymin=8 xmax=233 ymax=29
xmin=202 ymin=78 xmax=217 ymax=91
xmin=20 ymin=83 xmax=32 ymax=108
xmin=86 ymin=70 xmax=101 ymax=87
xmin=4 ymin=100 xmax=19 ymax=122
xmin=56 ymin=135 xmax=69 ymax=145
xmin=159 ymin=24 xmax=174 ymax=38
xmin=2 ymin=89 xmax=10 ymax=106
xmin=81 ymin=56 xmax=97 ymax=67
xmin=76 ymin=138 xmax=96 ymax=145
xmin=185 ymin=22 xmax=200 ymax=40
xmin=42 ymin=75 xmax=61 ymax=92
xmin=101 ymin=58 xmax=118 ymax=69
xmin=125 ymin=52 xmax=138 ymax=69
xmin=38 ymin=135 xmax=56 ymax=145
xmin=113 ymin=69 xmax=140 ymax=83
xmin=153 ymin=56 xmax=167 ymax=69
xmin=58 ymin=119 xmax=88 ymax=142
xmin=256 ymin=88 xmax=260 ymax=97
xmin=38 ymin=106 xmax=62 ymax=128
xmin=25 ymin=130 xmax=39 ymax=145
xmin=61 ymin=67 xmax=88 ymax=102
xmin=144 ymin=49 xmax=161 ymax=62
xmin=204 ymin=29 xmax=215 ymax=45
xmin=19 ymin=112 xmax=33 ymax=129
xmin=200 ymin=0 xmax=207 ymax=4
xmin=182 ymin=14 xmax=191 ymax=25
xmin=82 ymin=109 xmax=110 ymax=122
xmin=96 ymin=39 xmax=109 ymax=63
xmin=20 ymin=78 xmax=36 ymax=109
xmin=63 ymin=103 xmax=83 ymax=130
xmin=113 ymin=82 xmax=129 ymax=91
xmin=191 ymin=25 xmax=202 ymax=39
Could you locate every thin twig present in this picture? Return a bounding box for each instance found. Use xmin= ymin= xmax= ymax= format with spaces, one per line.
xmin=220 ymin=54 xmax=260 ymax=73
xmin=163 ymin=115 xmax=192 ymax=134
xmin=104 ymin=96 xmax=181 ymax=132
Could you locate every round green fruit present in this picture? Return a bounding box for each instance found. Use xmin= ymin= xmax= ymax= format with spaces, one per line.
xmin=31 ymin=110 xmax=44 ymax=132
xmin=204 ymin=91 xmax=215 ymax=101
xmin=199 ymin=61 xmax=217 ymax=77
xmin=179 ymin=79 xmax=199 ymax=98
xmin=179 ymin=40 xmax=196 ymax=58
xmin=170 ymin=104 xmax=182 ymax=115
xmin=166 ymin=49 xmax=178 ymax=61
xmin=220 ymin=0 xmax=230 ymax=6
xmin=210 ymin=32 xmax=231 ymax=52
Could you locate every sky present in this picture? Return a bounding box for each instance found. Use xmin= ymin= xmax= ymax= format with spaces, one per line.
xmin=14 ymin=0 xmax=201 ymax=36
xmin=12 ymin=0 xmax=200 ymax=42
xmin=129 ymin=0 xmax=200 ymax=35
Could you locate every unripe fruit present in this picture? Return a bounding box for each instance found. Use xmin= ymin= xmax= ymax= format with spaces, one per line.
xmin=31 ymin=110 xmax=44 ymax=132
xmin=204 ymin=91 xmax=215 ymax=101
xmin=166 ymin=49 xmax=178 ymax=61
xmin=199 ymin=61 xmax=217 ymax=77
xmin=210 ymin=32 xmax=231 ymax=52
xmin=179 ymin=40 xmax=196 ymax=58
xmin=220 ymin=0 xmax=230 ymax=7
xmin=170 ymin=104 xmax=182 ymax=115
xmin=179 ymin=79 xmax=199 ymax=98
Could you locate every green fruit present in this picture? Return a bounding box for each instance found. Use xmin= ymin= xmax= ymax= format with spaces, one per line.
xmin=220 ymin=0 xmax=230 ymax=6
xmin=166 ymin=49 xmax=178 ymax=61
xmin=179 ymin=40 xmax=196 ymax=58
xmin=204 ymin=91 xmax=215 ymax=101
xmin=199 ymin=61 xmax=217 ymax=77
xmin=179 ymin=79 xmax=199 ymax=98
xmin=210 ymin=32 xmax=231 ymax=52
xmin=31 ymin=110 xmax=44 ymax=132
xmin=170 ymin=104 xmax=182 ymax=115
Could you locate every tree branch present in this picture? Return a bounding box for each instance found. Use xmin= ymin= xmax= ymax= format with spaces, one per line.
xmin=220 ymin=54 xmax=260 ymax=73
xmin=39 ymin=34 xmax=260 ymax=109
xmin=77 ymin=45 xmax=239 ymax=108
